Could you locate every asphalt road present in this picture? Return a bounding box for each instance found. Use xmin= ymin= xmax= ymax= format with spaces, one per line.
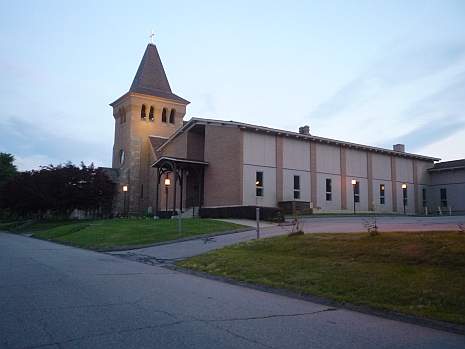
xmin=1 ymin=232 xmax=464 ymax=349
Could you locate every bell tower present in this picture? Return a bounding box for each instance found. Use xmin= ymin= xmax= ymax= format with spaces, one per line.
xmin=110 ymin=41 xmax=190 ymax=215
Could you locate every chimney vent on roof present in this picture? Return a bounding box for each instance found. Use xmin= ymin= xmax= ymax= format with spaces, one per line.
xmin=299 ymin=125 xmax=310 ymax=135
xmin=393 ymin=144 xmax=405 ymax=152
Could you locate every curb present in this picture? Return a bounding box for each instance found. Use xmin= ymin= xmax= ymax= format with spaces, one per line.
xmin=168 ymin=264 xmax=465 ymax=336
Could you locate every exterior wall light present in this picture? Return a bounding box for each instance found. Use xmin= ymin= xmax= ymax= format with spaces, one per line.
xmin=164 ymin=178 xmax=171 ymax=186
xmin=122 ymin=185 xmax=128 ymax=192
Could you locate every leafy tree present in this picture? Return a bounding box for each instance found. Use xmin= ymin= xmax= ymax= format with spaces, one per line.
xmin=0 ymin=153 xmax=17 ymax=186
xmin=0 ymin=162 xmax=115 ymax=218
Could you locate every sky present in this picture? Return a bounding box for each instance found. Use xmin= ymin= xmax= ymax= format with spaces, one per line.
xmin=1 ymin=0 xmax=465 ymax=170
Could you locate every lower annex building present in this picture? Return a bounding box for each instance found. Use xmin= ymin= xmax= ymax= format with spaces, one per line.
xmin=107 ymin=42 xmax=465 ymax=216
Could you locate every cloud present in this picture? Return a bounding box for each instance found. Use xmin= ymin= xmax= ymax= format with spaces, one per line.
xmin=0 ymin=117 xmax=110 ymax=170
xmin=383 ymin=116 xmax=465 ymax=151
xmin=308 ymin=41 xmax=465 ymax=121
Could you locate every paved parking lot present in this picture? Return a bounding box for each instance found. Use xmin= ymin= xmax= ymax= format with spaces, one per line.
xmin=1 ymin=232 xmax=464 ymax=349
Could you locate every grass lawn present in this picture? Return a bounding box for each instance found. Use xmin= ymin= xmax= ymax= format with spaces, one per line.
xmin=178 ymin=231 xmax=465 ymax=325
xmin=6 ymin=218 xmax=244 ymax=250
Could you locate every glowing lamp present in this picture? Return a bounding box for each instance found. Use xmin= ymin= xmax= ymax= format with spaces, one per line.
xmin=351 ymin=179 xmax=357 ymax=185
xmin=164 ymin=178 xmax=171 ymax=186
xmin=402 ymin=183 xmax=407 ymax=189
xmin=122 ymin=185 xmax=128 ymax=192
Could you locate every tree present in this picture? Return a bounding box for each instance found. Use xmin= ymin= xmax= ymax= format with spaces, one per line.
xmin=0 ymin=153 xmax=17 ymax=186
xmin=0 ymin=162 xmax=115 ymax=218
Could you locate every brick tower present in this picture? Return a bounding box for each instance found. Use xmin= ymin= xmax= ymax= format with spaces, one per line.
xmin=110 ymin=42 xmax=189 ymax=215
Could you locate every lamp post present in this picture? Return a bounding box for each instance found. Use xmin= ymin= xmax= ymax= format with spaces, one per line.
xmin=402 ymin=183 xmax=407 ymax=215
xmin=164 ymin=177 xmax=171 ymax=213
xmin=351 ymin=179 xmax=357 ymax=215
xmin=122 ymin=185 xmax=128 ymax=217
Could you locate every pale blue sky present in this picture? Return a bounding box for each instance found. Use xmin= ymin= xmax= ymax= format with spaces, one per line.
xmin=1 ymin=0 xmax=465 ymax=170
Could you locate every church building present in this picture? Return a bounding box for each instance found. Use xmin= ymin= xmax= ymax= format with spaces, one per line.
xmin=109 ymin=42 xmax=464 ymax=217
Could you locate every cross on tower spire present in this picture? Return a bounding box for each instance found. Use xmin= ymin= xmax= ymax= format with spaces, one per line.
xmin=149 ymin=30 xmax=155 ymax=44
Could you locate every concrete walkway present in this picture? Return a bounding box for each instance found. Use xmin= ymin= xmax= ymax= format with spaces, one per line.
xmin=1 ymin=232 xmax=464 ymax=349
xmin=111 ymin=215 xmax=465 ymax=261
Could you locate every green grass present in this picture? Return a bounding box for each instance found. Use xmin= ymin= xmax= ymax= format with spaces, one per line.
xmin=178 ymin=231 xmax=465 ymax=325
xmin=21 ymin=218 xmax=244 ymax=250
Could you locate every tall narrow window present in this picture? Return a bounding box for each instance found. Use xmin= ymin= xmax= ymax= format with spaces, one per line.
xmin=149 ymin=106 xmax=154 ymax=121
xmin=169 ymin=109 xmax=175 ymax=124
xmin=141 ymin=105 xmax=146 ymax=119
xmin=256 ymin=172 xmax=264 ymax=197
xmin=380 ymin=184 xmax=385 ymax=205
xmin=119 ymin=149 xmax=125 ymax=165
xmin=162 ymin=108 xmax=167 ymax=122
xmin=140 ymin=184 xmax=144 ymax=199
xmin=354 ymin=181 xmax=360 ymax=203
xmin=440 ymin=188 xmax=448 ymax=207
xmin=325 ymin=178 xmax=332 ymax=201
xmin=293 ymin=175 xmax=300 ymax=200
xmin=422 ymin=188 xmax=427 ymax=208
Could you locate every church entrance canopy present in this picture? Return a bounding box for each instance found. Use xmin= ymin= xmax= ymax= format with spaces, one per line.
xmin=152 ymin=156 xmax=208 ymax=216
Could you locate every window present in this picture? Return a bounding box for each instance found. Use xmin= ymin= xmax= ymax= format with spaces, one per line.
xmin=162 ymin=108 xmax=167 ymax=122
xmin=256 ymin=172 xmax=263 ymax=197
xmin=149 ymin=106 xmax=154 ymax=121
xmin=293 ymin=175 xmax=300 ymax=200
xmin=422 ymin=188 xmax=427 ymax=208
xmin=140 ymin=184 xmax=144 ymax=199
xmin=169 ymin=109 xmax=175 ymax=124
xmin=354 ymin=181 xmax=360 ymax=203
xmin=440 ymin=188 xmax=448 ymax=207
xmin=380 ymin=184 xmax=385 ymax=205
xmin=119 ymin=149 xmax=125 ymax=165
xmin=119 ymin=108 xmax=126 ymax=124
xmin=141 ymin=105 xmax=146 ymax=119
xmin=325 ymin=178 xmax=332 ymax=201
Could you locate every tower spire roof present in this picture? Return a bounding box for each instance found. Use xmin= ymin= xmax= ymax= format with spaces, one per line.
xmin=129 ymin=43 xmax=189 ymax=104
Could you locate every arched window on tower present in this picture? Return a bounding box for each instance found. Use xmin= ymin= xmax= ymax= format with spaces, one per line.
xmin=141 ymin=105 xmax=146 ymax=120
xmin=162 ymin=108 xmax=167 ymax=123
xmin=169 ymin=109 xmax=175 ymax=124
xmin=119 ymin=107 xmax=126 ymax=124
xmin=149 ymin=106 xmax=154 ymax=121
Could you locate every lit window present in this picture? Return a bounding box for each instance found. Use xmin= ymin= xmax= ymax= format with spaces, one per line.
xmin=169 ymin=109 xmax=175 ymax=124
xmin=440 ymin=188 xmax=448 ymax=207
xmin=293 ymin=175 xmax=300 ymax=200
xmin=380 ymin=184 xmax=385 ymax=205
xmin=325 ymin=178 xmax=332 ymax=201
xmin=256 ymin=172 xmax=263 ymax=197
xmin=149 ymin=106 xmax=154 ymax=121
xmin=354 ymin=181 xmax=360 ymax=203
xmin=162 ymin=108 xmax=167 ymax=122
xmin=141 ymin=105 xmax=146 ymax=119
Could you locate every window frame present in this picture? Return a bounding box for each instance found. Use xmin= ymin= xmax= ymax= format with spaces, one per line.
xmin=293 ymin=175 xmax=300 ymax=200
xmin=440 ymin=188 xmax=448 ymax=207
xmin=379 ymin=184 xmax=385 ymax=205
xmin=141 ymin=104 xmax=146 ymax=119
xmin=325 ymin=178 xmax=332 ymax=201
xmin=169 ymin=109 xmax=175 ymax=124
xmin=149 ymin=106 xmax=154 ymax=121
xmin=162 ymin=108 xmax=167 ymax=123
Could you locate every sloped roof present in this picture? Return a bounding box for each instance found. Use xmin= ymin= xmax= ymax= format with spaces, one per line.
xmin=429 ymin=159 xmax=465 ymax=172
xmin=156 ymin=117 xmax=440 ymax=162
xmin=111 ymin=43 xmax=189 ymax=106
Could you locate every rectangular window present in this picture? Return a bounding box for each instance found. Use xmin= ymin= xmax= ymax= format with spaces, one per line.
xmin=325 ymin=178 xmax=332 ymax=201
xmin=440 ymin=188 xmax=448 ymax=207
xmin=256 ymin=171 xmax=263 ymax=197
xmin=379 ymin=184 xmax=385 ymax=205
xmin=293 ymin=175 xmax=300 ymax=200
xmin=354 ymin=181 xmax=360 ymax=203
xmin=422 ymin=188 xmax=427 ymax=208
